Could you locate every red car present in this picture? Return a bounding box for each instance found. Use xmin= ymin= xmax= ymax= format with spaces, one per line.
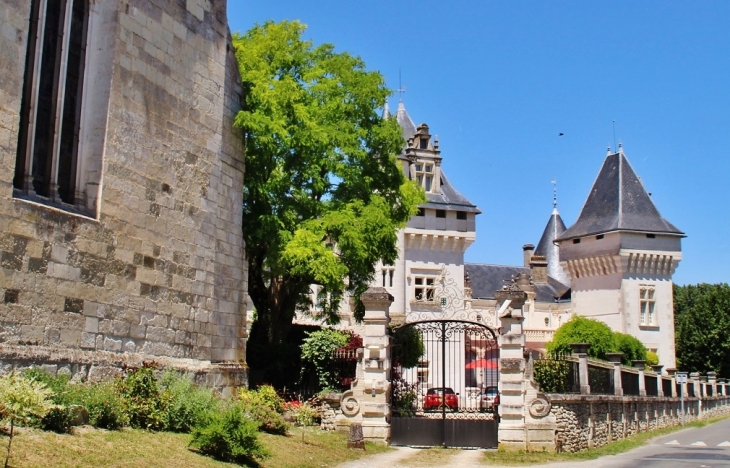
xmin=423 ymin=387 xmax=458 ymax=411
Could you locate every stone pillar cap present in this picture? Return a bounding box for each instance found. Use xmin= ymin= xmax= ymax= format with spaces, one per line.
xmin=569 ymin=343 xmax=592 ymax=355
xmin=605 ymin=352 xmax=624 ymax=363
xmin=631 ymin=360 xmax=646 ymax=369
xmin=360 ymin=287 xmax=394 ymax=304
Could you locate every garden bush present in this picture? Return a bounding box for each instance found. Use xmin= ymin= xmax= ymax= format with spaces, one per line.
xmin=118 ymin=364 xmax=169 ymax=431
xmin=190 ymin=402 xmax=270 ymax=464
xmin=534 ymin=359 xmax=573 ymax=393
xmin=613 ymin=332 xmax=648 ymax=365
xmin=301 ymin=329 xmax=350 ymax=389
xmin=238 ymin=384 xmax=285 ymax=414
xmin=22 ymin=369 xmax=76 ymax=433
xmin=160 ymin=370 xmax=220 ymax=433
xmin=0 ymin=373 xmax=55 ymax=467
xmin=292 ymin=402 xmax=319 ymax=426
xmin=74 ymin=381 xmax=129 ymax=430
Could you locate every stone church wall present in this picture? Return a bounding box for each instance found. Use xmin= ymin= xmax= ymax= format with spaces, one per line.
xmin=0 ymin=0 xmax=247 ymax=389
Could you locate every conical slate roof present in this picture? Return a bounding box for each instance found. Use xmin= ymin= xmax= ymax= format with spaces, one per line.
xmin=557 ymin=149 xmax=684 ymax=241
xmin=535 ymin=208 xmax=570 ymax=286
xmin=396 ymin=100 xmax=417 ymax=141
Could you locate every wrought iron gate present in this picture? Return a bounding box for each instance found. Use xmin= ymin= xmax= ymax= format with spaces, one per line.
xmin=390 ymin=319 xmax=499 ymax=448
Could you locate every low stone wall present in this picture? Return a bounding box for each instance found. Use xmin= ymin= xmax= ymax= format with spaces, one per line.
xmin=0 ymin=343 xmax=246 ymax=396
xmin=548 ymin=394 xmax=730 ymax=453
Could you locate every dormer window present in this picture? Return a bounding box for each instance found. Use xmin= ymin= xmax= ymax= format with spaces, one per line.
xmin=415 ymin=163 xmax=434 ymax=192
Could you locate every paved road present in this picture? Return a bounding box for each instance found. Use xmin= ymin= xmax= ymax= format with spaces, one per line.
xmin=336 ymin=418 xmax=730 ymax=468
xmin=575 ymin=418 xmax=730 ymax=468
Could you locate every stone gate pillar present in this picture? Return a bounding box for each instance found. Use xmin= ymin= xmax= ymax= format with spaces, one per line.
xmin=337 ymin=287 xmax=393 ymax=441
xmin=495 ymin=283 xmax=527 ymax=451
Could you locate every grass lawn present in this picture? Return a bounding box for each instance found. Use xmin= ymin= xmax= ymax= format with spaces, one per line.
xmin=481 ymin=415 xmax=730 ymax=466
xmin=2 ymin=426 xmax=391 ymax=468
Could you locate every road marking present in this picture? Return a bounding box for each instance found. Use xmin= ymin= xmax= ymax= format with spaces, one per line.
xmin=719 ymin=441 xmax=730 ymax=447
xmin=665 ymin=440 xmax=680 ymax=445
xmin=690 ymin=441 xmax=707 ymax=446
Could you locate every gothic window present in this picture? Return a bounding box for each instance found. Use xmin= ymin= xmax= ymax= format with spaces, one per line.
xmin=381 ymin=267 xmax=394 ymax=288
xmin=414 ymin=163 xmax=434 ymax=192
xmin=15 ymin=0 xmax=89 ymax=209
xmin=414 ymin=276 xmax=436 ymax=302
xmin=640 ymin=286 xmax=656 ymax=326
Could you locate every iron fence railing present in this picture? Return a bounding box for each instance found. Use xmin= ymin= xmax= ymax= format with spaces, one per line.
xmin=588 ymin=364 xmax=614 ymax=395
xmin=662 ymin=377 xmax=673 ymax=397
xmin=533 ymin=352 xmax=580 ymax=394
xmin=621 ymin=370 xmax=640 ymax=396
xmin=645 ymin=375 xmax=658 ymax=396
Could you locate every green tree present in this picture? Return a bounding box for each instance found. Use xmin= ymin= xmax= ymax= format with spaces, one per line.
xmin=233 ymin=20 xmax=423 ymax=349
xmin=613 ymin=332 xmax=648 ymax=365
xmin=300 ymin=329 xmax=349 ymax=389
xmin=546 ymin=316 xmax=615 ymax=360
xmin=675 ymin=283 xmax=730 ymax=378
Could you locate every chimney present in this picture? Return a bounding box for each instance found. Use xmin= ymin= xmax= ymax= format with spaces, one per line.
xmin=530 ymin=255 xmax=548 ymax=284
xmin=522 ymin=244 xmax=535 ymax=268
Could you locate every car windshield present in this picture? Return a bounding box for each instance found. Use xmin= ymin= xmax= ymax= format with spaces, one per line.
xmin=427 ymin=388 xmax=454 ymax=395
xmin=484 ymin=388 xmax=498 ymax=396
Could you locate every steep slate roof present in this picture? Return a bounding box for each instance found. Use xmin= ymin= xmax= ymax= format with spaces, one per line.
xmin=534 ymin=208 xmax=570 ymax=286
xmin=557 ymin=149 xmax=684 ymax=241
xmin=396 ymin=100 xmax=417 ymax=142
xmin=465 ymin=263 xmax=570 ymax=303
xmin=391 ymin=99 xmax=480 ymax=214
xmin=424 ymin=171 xmax=481 ymax=213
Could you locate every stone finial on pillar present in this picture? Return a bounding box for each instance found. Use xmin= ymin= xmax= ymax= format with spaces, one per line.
xmin=606 ymin=353 xmax=624 ymax=396
xmin=651 ymin=365 xmax=664 ymax=396
xmin=570 ymin=343 xmax=591 ymax=395
xmin=632 ymin=360 xmax=646 ymax=396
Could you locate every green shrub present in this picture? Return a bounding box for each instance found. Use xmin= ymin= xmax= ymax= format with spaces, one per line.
xmin=190 ymin=403 xmax=270 ymax=464
xmin=160 ymin=371 xmax=220 ymax=433
xmin=118 ymin=365 xmax=169 ymax=431
xmin=613 ymin=333 xmax=648 ymax=365
xmin=647 ymin=351 xmax=659 ymax=366
xmin=391 ymin=325 xmax=425 ymax=369
xmin=74 ymin=382 xmax=129 ymax=430
xmin=0 ymin=373 xmax=55 ymax=468
xmin=238 ymin=399 xmax=289 ymax=435
xmin=237 ymin=386 xmax=289 ymax=434
xmin=293 ymin=402 xmax=319 ymax=426
xmin=533 ymin=359 xmax=572 ymax=393
xmin=546 ymin=316 xmax=615 ymax=360
xmin=22 ymin=369 xmax=76 ymax=433
xmin=300 ymin=329 xmax=350 ymax=389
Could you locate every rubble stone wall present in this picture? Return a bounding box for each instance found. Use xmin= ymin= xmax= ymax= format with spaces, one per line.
xmin=549 ymin=394 xmax=730 ymax=453
xmin=0 ymin=0 xmax=247 ymax=388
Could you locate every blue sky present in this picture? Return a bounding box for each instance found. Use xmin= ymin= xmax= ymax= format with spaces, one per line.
xmin=227 ymin=1 xmax=730 ymax=286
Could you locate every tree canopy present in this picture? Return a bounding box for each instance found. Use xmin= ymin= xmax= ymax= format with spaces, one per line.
xmin=546 ymin=316 xmax=647 ymax=365
xmin=232 ymin=20 xmax=423 ymax=353
xmin=675 ymin=283 xmax=730 ymax=378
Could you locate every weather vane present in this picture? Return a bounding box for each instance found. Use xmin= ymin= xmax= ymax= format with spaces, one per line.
xmin=396 ymin=68 xmax=406 ymax=101
xmin=551 ymin=180 xmax=557 ymax=209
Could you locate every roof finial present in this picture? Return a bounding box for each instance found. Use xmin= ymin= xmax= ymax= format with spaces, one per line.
xmin=607 ymin=145 xmax=612 ymax=156
xmin=551 ymin=179 xmax=558 ymax=212
xmin=382 ymin=100 xmax=391 ymax=119
xmin=396 ymin=68 xmax=406 ymax=102
xmin=618 ymin=140 xmax=623 ymax=154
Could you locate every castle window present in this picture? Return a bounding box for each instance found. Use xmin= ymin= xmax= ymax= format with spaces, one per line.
xmin=640 ymin=286 xmax=656 ymax=326
xmin=414 ymin=276 xmax=436 ymax=302
xmin=457 ymin=211 xmax=467 ymax=220
xmin=573 ymin=238 xmax=581 ymax=244
xmin=15 ymin=0 xmax=89 ymax=210
xmin=416 ymin=208 xmax=425 ymax=217
xmin=436 ymin=210 xmax=446 ymax=218
xmin=415 ymin=163 xmax=434 ymax=192
xmin=646 ymin=234 xmax=656 ymax=239
xmin=381 ymin=267 xmax=394 ymax=288
xmin=596 ymin=234 xmax=604 ymax=240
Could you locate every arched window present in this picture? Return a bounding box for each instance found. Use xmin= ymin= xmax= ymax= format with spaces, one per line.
xmin=15 ymin=0 xmax=89 ymax=209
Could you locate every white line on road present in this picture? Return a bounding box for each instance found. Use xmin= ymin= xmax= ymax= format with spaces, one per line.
xmin=719 ymin=441 xmax=730 ymax=447
xmin=690 ymin=441 xmax=707 ymax=446
xmin=665 ymin=440 xmax=680 ymax=445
